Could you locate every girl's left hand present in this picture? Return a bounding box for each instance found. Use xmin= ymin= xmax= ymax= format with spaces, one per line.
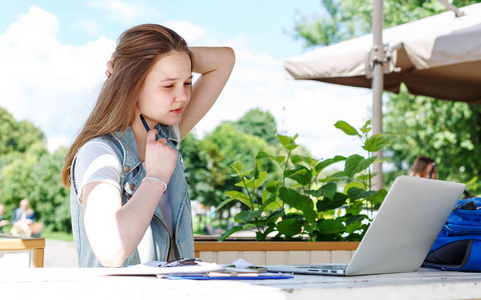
xmin=144 ymin=129 xmax=177 ymax=186
xmin=105 ymin=52 xmax=115 ymax=78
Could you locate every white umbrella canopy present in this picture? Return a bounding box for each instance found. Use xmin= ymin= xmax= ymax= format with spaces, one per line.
xmin=284 ymin=3 xmax=481 ymax=104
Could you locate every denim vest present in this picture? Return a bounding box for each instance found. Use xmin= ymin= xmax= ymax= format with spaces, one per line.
xmin=70 ymin=124 xmax=194 ymax=267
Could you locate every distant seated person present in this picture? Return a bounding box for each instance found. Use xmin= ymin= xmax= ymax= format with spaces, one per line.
xmin=10 ymin=199 xmax=35 ymax=237
xmin=0 ymin=203 xmax=9 ymax=233
xmin=13 ymin=199 xmax=35 ymax=225
xmin=408 ymin=156 xmax=437 ymax=179
xmin=409 ymin=156 xmax=474 ymax=199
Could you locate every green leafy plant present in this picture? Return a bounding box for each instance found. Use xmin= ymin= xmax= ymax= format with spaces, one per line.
xmin=216 ymin=120 xmax=389 ymax=241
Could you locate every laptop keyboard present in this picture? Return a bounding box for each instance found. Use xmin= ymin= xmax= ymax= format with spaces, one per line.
xmin=299 ymin=264 xmax=348 ymax=270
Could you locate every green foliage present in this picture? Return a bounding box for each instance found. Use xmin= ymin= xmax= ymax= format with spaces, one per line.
xmin=217 ymin=120 xmax=389 ymax=241
xmin=0 ymin=107 xmax=46 ymax=156
xmin=0 ymin=107 xmax=71 ymax=233
xmin=293 ymin=0 xmax=477 ymax=47
xmin=384 ymin=87 xmax=481 ymax=192
xmin=294 ymin=0 xmax=373 ymax=46
xmin=27 ymin=147 xmax=71 ymax=232
xmin=181 ymin=120 xmax=278 ymax=217
xmin=179 ymin=133 xmax=211 ymax=205
xmin=0 ymin=145 xmax=71 ymax=232
xmin=233 ymin=108 xmax=278 ymax=146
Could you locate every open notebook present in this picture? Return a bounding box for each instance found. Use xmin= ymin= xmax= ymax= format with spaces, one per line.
xmin=267 ymin=176 xmax=465 ymax=276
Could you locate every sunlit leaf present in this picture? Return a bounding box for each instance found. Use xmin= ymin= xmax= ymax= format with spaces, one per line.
xmin=218 ymin=191 xmax=252 ymax=210
xmin=363 ymin=134 xmax=389 ymax=152
xmin=308 ymin=181 xmax=337 ymax=199
xmin=344 ymin=155 xmax=376 ymax=176
xmin=360 ymin=120 xmax=371 ymax=134
xmin=230 ymin=161 xmax=252 ymax=177
xmin=284 ymin=165 xmax=311 ymax=185
xmin=315 ymin=155 xmax=346 ymax=172
xmin=277 ymin=134 xmax=298 ymax=150
xmin=334 ymin=121 xmax=360 ymax=136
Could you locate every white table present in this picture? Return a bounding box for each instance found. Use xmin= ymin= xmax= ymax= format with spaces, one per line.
xmin=1 ymin=267 xmax=481 ymax=299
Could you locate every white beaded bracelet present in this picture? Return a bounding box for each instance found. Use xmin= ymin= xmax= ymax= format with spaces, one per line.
xmin=142 ymin=176 xmax=168 ymax=193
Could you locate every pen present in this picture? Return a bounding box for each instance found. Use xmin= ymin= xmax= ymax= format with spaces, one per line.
xmin=159 ymin=258 xmax=201 ymax=267
xmin=140 ymin=114 xmax=150 ymax=132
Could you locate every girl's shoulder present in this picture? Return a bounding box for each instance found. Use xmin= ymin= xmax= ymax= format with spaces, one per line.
xmin=77 ymin=138 xmax=121 ymax=168
xmin=81 ymin=139 xmax=117 ymax=156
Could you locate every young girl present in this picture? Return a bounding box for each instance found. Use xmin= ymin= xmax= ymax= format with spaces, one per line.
xmin=62 ymin=24 xmax=235 ymax=267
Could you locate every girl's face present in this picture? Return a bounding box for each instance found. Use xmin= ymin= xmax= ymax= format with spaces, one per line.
xmin=137 ymin=51 xmax=192 ymax=127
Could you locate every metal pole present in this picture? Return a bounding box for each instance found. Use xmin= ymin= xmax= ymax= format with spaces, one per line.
xmin=372 ymin=0 xmax=384 ymax=190
xmin=437 ymin=0 xmax=464 ymax=17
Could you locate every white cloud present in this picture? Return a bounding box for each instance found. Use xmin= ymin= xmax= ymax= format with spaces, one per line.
xmin=163 ymin=21 xmax=209 ymax=44
xmin=0 ymin=5 xmax=373 ymax=160
xmin=88 ymin=0 xmax=157 ymax=25
xmin=0 ymin=6 xmax=115 ymax=151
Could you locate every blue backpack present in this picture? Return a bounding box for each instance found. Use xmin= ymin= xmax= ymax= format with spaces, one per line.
xmin=423 ymin=197 xmax=481 ymax=272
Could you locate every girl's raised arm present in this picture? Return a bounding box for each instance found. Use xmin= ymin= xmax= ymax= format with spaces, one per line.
xmin=179 ymin=47 xmax=235 ymax=139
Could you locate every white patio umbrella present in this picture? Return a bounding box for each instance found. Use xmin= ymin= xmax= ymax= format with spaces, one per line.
xmin=285 ymin=2 xmax=481 ymax=188
xmin=285 ymin=3 xmax=481 ymax=102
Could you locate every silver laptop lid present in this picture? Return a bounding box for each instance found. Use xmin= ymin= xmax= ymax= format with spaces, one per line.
xmin=345 ymin=176 xmax=465 ymax=276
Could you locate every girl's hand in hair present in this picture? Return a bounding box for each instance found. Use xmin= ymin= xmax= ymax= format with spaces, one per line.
xmin=105 ymin=52 xmax=115 ymax=78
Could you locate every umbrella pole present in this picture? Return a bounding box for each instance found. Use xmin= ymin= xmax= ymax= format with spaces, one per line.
xmin=371 ymin=0 xmax=384 ymax=190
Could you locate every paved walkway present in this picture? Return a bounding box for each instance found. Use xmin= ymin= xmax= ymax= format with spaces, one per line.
xmin=44 ymin=239 xmax=77 ymax=267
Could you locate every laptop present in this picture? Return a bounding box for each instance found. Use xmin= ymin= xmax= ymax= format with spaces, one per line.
xmin=267 ymin=176 xmax=465 ymax=276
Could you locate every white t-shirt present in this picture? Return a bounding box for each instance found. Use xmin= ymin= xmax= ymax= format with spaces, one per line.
xmin=74 ymin=140 xmax=122 ymax=204
xmin=74 ymin=127 xmax=180 ymax=262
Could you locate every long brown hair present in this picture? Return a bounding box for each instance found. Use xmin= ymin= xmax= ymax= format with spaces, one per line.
xmin=408 ymin=156 xmax=436 ymax=178
xmin=62 ymin=24 xmax=192 ymax=187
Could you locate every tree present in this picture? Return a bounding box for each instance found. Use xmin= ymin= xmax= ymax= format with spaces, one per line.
xmin=180 ymin=115 xmax=281 ymax=230
xmin=0 ymin=107 xmax=71 ymax=232
xmin=233 ymin=109 xmax=278 ymax=146
xmin=0 ymin=143 xmax=72 ymax=232
xmin=180 ymin=132 xmax=211 ymax=204
xmin=0 ymin=142 xmax=47 ymax=221
xmin=196 ymin=122 xmax=274 ymax=208
xmin=293 ymin=0 xmax=481 ymax=193
xmin=0 ymin=107 xmax=46 ymax=156
xmin=27 ymin=147 xmax=71 ymax=232
xmin=294 ymin=0 xmax=475 ymax=47
xmin=384 ymin=87 xmax=481 ymax=191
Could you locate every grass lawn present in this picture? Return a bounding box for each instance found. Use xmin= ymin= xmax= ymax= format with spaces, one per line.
xmin=41 ymin=230 xmax=74 ymax=241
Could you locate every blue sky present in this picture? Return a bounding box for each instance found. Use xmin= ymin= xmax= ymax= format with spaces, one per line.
xmin=1 ymin=1 xmax=322 ymax=59
xmin=0 ymin=0 xmax=371 ymax=159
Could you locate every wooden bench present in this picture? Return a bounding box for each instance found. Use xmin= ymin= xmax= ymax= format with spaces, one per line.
xmin=0 ymin=234 xmax=45 ymax=267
